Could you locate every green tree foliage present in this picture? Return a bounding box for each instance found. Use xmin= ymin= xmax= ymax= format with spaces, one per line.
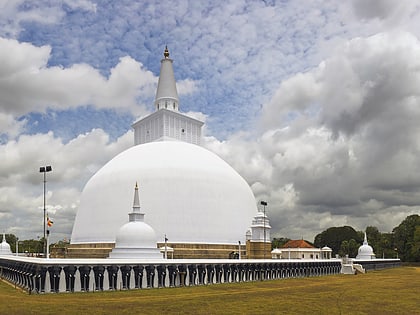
xmin=411 ymin=226 xmax=420 ymax=261
xmin=4 ymin=234 xmax=17 ymax=253
xmin=314 ymin=214 xmax=419 ymax=261
xmin=339 ymin=239 xmax=359 ymax=257
xmin=314 ymin=226 xmax=361 ymax=256
xmin=19 ymin=238 xmax=44 ymax=256
xmin=271 ymin=237 xmax=290 ymax=249
xmin=378 ymin=233 xmax=397 ymax=259
xmin=2 ymin=234 xmax=44 ymax=256
xmin=393 ymin=214 xmax=420 ymax=261
xmin=366 ymin=226 xmax=381 ymax=245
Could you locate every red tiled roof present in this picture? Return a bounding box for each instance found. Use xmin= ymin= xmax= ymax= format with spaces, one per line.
xmin=281 ymin=239 xmax=315 ymax=249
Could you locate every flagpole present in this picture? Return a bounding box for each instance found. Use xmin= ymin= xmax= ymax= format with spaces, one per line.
xmin=39 ymin=165 xmax=52 ymax=258
xmin=46 ymin=229 xmax=50 ymax=259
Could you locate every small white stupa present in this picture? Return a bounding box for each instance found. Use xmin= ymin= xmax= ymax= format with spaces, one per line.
xmin=356 ymin=232 xmax=376 ymax=260
xmin=0 ymin=232 xmax=12 ymax=256
xmin=248 ymin=211 xmax=271 ymax=242
xmin=108 ymin=183 xmax=162 ymax=259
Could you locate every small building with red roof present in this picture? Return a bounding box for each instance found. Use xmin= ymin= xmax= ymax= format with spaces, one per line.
xmin=271 ymin=239 xmax=332 ymax=259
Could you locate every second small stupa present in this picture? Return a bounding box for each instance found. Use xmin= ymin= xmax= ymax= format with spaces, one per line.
xmin=109 ymin=183 xmax=162 ymax=259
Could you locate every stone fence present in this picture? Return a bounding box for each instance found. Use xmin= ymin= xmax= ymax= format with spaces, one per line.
xmin=352 ymin=259 xmax=401 ymax=271
xmin=0 ymin=257 xmax=342 ymax=293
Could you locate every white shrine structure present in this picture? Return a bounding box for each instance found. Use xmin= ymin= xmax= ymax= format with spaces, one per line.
xmin=246 ymin=211 xmax=272 ymax=259
xmin=356 ymin=232 xmax=376 ymax=260
xmin=0 ymin=233 xmax=12 ymax=256
xmin=69 ymin=47 xmax=261 ymax=259
xmin=109 ymin=183 xmax=162 ymax=259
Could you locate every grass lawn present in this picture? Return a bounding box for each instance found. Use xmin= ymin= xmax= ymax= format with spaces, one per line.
xmin=0 ymin=266 xmax=419 ymax=315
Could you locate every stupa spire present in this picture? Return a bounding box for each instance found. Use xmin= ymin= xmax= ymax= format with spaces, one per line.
xmin=131 ymin=47 xmax=204 ymax=145
xmin=133 ymin=182 xmax=141 ymax=212
xmin=154 ymin=46 xmax=179 ymax=112
xmin=363 ymin=232 xmax=368 ymax=245
xmin=164 ymin=45 xmax=170 ymax=58
xmin=129 ymin=182 xmax=144 ymax=222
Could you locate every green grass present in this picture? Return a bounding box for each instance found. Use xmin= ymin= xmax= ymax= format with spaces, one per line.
xmin=1 ymin=267 xmax=419 ymax=314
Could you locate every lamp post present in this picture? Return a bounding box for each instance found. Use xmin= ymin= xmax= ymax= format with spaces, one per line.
xmin=164 ymin=235 xmax=168 ymax=259
xmin=40 ymin=165 xmax=52 ymax=258
xmin=260 ymin=201 xmax=268 ymax=259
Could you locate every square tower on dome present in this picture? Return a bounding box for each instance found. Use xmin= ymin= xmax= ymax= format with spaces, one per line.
xmin=132 ymin=109 xmax=203 ymax=145
xmin=132 ymin=46 xmax=204 ymax=146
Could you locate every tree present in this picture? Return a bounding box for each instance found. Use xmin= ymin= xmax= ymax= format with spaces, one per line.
xmin=392 ymin=214 xmax=420 ymax=261
xmin=338 ymin=239 xmax=359 ymax=257
xmin=5 ymin=234 xmax=17 ymax=253
xmin=379 ymin=232 xmax=396 ymax=259
xmin=271 ymin=237 xmax=290 ymax=249
xmin=409 ymin=225 xmax=420 ymax=261
xmin=366 ymin=226 xmax=381 ymax=245
xmin=339 ymin=240 xmax=349 ymax=257
xmin=314 ymin=226 xmax=362 ymax=256
xmin=365 ymin=226 xmax=384 ymax=258
xmin=20 ymin=238 xmax=44 ymax=256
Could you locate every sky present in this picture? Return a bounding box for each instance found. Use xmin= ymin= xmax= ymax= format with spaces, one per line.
xmin=1 ymin=0 xmax=420 ymax=243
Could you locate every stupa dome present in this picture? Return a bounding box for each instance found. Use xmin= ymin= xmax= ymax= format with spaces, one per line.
xmin=357 ymin=244 xmax=374 ymax=256
xmin=356 ymin=232 xmax=375 ymax=259
xmin=0 ymin=233 xmax=12 ymax=256
xmin=71 ymin=141 xmax=257 ymax=245
xmin=108 ymin=183 xmax=162 ymax=259
xmin=115 ymin=222 xmax=157 ymax=248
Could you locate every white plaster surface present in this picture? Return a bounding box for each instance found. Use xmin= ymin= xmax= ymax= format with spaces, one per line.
xmin=71 ymin=141 xmax=258 ymax=245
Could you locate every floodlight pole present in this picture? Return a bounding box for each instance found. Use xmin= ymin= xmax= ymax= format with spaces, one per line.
xmin=164 ymin=235 xmax=168 ymax=259
xmin=40 ymin=165 xmax=52 ymax=258
xmin=260 ymin=201 xmax=268 ymax=259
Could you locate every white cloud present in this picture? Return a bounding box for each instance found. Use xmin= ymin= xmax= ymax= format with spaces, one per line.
xmin=206 ymin=30 xmax=420 ymax=239
xmin=351 ymin=0 xmax=418 ymax=21
xmin=0 ymin=128 xmax=132 ymax=241
xmin=0 ymin=113 xmax=26 ymax=139
xmin=177 ymin=78 xmax=199 ymax=96
xmin=0 ymin=38 xmax=157 ymax=116
xmin=0 ymin=0 xmax=96 ymax=37
xmin=0 ymin=38 xmax=202 ymax=121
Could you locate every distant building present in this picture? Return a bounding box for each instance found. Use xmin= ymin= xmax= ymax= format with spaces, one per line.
xmin=272 ymin=239 xmax=332 ymax=259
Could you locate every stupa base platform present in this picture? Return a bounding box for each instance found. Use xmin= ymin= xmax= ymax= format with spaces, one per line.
xmin=63 ymin=242 xmax=248 ymax=259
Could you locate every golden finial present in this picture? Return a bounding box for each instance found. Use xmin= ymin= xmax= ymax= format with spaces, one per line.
xmin=164 ymin=45 xmax=170 ymax=58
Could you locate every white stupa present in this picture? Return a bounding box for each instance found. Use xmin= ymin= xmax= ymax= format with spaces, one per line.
xmin=70 ymin=47 xmax=258 ymax=251
xmin=0 ymin=233 xmax=12 ymax=256
xmin=356 ymin=232 xmax=376 ymax=260
xmin=247 ymin=211 xmax=271 ymax=243
xmin=109 ymin=183 xmax=161 ymax=259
